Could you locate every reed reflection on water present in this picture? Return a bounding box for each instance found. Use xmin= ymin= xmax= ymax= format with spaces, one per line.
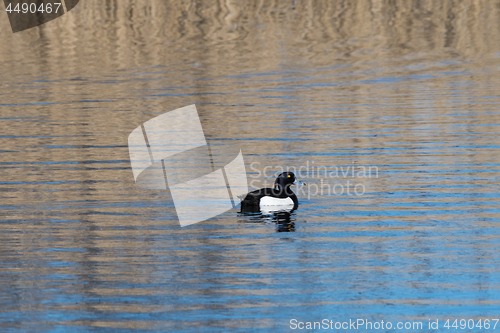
xmin=1 ymin=0 xmax=500 ymax=332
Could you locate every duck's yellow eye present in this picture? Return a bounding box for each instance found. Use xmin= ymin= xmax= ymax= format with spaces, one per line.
xmin=288 ymin=175 xmax=291 ymax=178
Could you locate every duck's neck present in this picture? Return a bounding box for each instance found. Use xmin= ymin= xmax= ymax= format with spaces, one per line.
xmin=274 ymin=184 xmax=294 ymax=195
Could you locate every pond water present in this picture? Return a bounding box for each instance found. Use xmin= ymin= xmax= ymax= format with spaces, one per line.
xmin=1 ymin=1 xmax=500 ymax=332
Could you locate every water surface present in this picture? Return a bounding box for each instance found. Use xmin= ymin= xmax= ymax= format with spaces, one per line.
xmin=1 ymin=1 xmax=500 ymax=332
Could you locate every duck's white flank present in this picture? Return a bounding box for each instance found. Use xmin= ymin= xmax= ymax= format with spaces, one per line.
xmin=259 ymin=196 xmax=294 ymax=207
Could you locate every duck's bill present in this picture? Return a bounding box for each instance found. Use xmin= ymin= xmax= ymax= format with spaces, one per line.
xmin=293 ymin=179 xmax=306 ymax=186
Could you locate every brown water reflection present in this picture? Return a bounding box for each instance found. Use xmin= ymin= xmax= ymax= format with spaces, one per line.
xmin=1 ymin=1 xmax=500 ymax=332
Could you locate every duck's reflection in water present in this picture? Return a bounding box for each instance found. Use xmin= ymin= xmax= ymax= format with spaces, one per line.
xmin=238 ymin=209 xmax=296 ymax=232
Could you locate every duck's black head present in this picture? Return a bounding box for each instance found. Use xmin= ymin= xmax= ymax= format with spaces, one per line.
xmin=274 ymin=172 xmax=297 ymax=194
